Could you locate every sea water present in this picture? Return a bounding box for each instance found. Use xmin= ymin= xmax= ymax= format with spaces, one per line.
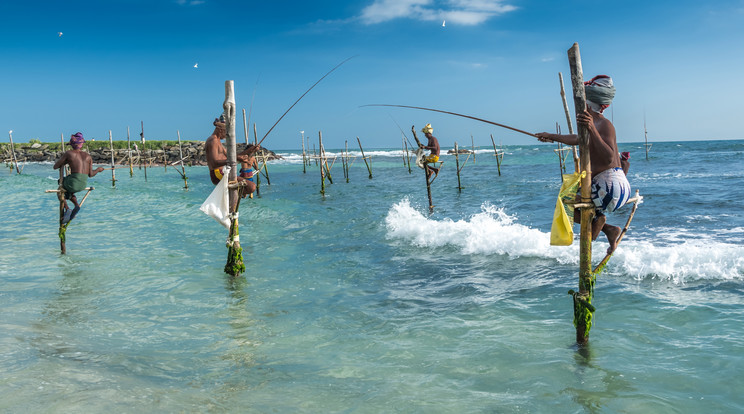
xmin=1 ymin=140 xmax=743 ymax=413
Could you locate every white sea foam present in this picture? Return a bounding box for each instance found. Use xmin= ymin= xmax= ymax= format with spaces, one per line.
xmin=385 ymin=199 xmax=744 ymax=283
xmin=385 ymin=198 xmax=578 ymax=264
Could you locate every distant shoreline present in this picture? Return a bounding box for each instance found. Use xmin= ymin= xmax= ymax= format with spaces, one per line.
xmin=1 ymin=140 xmax=282 ymax=166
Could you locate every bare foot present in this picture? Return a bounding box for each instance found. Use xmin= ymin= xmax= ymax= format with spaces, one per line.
xmin=604 ymin=224 xmax=622 ymax=255
xmin=592 ymin=215 xmax=606 ymax=241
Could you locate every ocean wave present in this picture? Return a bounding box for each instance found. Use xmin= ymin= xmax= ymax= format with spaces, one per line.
xmin=384 ymin=199 xmax=744 ymax=283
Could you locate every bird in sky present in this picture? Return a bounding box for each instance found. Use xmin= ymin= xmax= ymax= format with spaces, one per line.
xmin=193 ymin=63 xmax=198 ymax=68
xmin=442 ymin=20 xmax=445 ymax=27
xmin=57 ymin=32 xmax=63 ymax=37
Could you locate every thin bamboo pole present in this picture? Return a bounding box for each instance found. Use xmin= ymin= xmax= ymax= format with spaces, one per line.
xmin=402 ymin=135 xmax=406 ymax=166
xmin=455 ymin=142 xmax=463 ymax=191
xmin=644 ymin=114 xmax=651 ymax=160
xmin=301 ymin=131 xmax=307 ymax=174
xmin=489 ymin=134 xmax=503 ymax=176
xmin=127 ymin=127 xmax=133 ymax=177
xmin=254 ymin=123 xmax=270 ymax=185
xmin=592 ymin=191 xmax=641 ymax=273
xmin=252 ymin=123 xmax=261 ymax=196
xmin=140 ymin=121 xmax=147 ymax=181
xmin=344 ymin=140 xmax=349 ymax=183
xmin=559 ymin=72 xmax=580 ymax=173
xmin=177 ymin=130 xmax=188 ymax=189
xmin=242 ymin=108 xmax=249 ymax=146
xmin=319 ymin=131 xmax=326 ymax=195
xmin=108 ymin=130 xmax=116 ymax=187
xmin=471 ymin=135 xmax=476 ymax=164
xmin=357 ymin=137 xmax=372 ymax=179
xmin=224 ymin=80 xmax=244 ymax=278
xmin=60 ymin=133 xmax=71 ymax=176
xmin=568 ymin=43 xmax=594 ymax=346
xmin=8 ymin=131 xmax=19 ymax=174
xmin=404 ymin=139 xmax=412 ymax=174
xmin=58 ymin=168 xmax=66 ymax=254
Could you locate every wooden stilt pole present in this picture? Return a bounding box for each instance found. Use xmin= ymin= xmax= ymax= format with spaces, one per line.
xmin=108 ymin=130 xmax=116 ymax=187
xmin=344 ymin=140 xmax=350 ymax=182
xmin=127 ymin=127 xmax=133 ymax=177
xmin=455 ymin=142 xmax=463 ymax=191
xmin=568 ymin=43 xmax=594 ymax=346
xmin=559 ymin=72 xmax=580 ymax=173
xmin=60 ymin=133 xmax=71 ymax=176
xmin=254 ymin=123 xmax=270 ymax=185
xmin=404 ymin=139 xmax=412 ymax=174
xmin=357 ymin=137 xmax=372 ymax=179
xmin=177 ymin=130 xmax=188 ymax=189
xmin=301 ymin=131 xmax=307 ymax=174
xmin=251 ymin=123 xmax=261 ymax=197
xmin=8 ymin=131 xmax=20 ymax=174
xmin=242 ymin=108 xmax=249 ymax=146
xmin=140 ymin=121 xmax=147 ymax=181
xmin=490 ymin=134 xmax=503 ymax=176
xmin=319 ymin=131 xmax=326 ymax=195
xmin=58 ymin=168 xmax=66 ymax=254
xmin=471 ymin=135 xmax=476 ymax=164
xmin=402 ymin=135 xmax=407 ymax=166
xmin=644 ymin=113 xmax=651 ymax=160
xmin=224 ymin=80 xmax=244 ymax=278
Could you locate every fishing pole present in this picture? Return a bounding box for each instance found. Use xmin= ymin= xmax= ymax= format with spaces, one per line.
xmin=247 ymin=73 xmax=260 ymax=144
xmin=388 ymin=114 xmax=416 ymax=148
xmin=255 ymin=55 xmax=356 ymax=148
xmin=362 ymin=104 xmax=539 ymax=139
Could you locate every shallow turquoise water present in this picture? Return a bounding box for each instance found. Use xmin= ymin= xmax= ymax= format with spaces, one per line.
xmin=1 ymin=140 xmax=743 ymax=412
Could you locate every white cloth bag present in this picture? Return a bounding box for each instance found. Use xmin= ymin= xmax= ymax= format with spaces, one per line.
xmin=200 ymin=166 xmax=231 ymax=229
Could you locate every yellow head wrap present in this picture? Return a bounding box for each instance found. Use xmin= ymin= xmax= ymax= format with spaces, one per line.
xmin=421 ymin=123 xmax=433 ymax=134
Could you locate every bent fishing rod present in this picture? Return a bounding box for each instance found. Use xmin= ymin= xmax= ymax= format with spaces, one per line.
xmin=255 ymin=55 xmax=356 ymax=148
xmin=361 ymin=104 xmax=539 ymax=139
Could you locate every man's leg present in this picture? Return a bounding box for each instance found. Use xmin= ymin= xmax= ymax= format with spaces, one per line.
xmin=602 ymin=223 xmax=622 ymax=254
xmin=591 ymin=213 xmax=605 ymax=241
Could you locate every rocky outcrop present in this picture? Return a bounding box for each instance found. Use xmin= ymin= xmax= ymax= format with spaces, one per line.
xmin=1 ymin=141 xmax=282 ymax=166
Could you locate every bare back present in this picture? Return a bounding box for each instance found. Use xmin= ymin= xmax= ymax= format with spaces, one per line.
xmin=54 ymin=149 xmax=93 ymax=175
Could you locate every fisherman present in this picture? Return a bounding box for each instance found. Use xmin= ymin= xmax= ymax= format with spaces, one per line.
xmin=205 ymin=115 xmax=260 ymax=196
xmin=53 ymin=132 xmax=104 ymax=223
xmin=536 ymin=75 xmax=631 ymax=254
xmin=420 ymin=123 xmax=441 ymax=180
xmin=239 ymin=144 xmax=260 ymax=182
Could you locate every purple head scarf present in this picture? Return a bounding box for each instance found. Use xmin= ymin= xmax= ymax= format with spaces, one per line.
xmin=69 ymin=132 xmax=85 ymax=149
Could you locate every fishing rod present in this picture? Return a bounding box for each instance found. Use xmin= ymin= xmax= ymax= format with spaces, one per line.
xmin=247 ymin=73 xmax=260 ymax=144
xmin=255 ymin=56 xmax=356 ymax=148
xmin=388 ymin=114 xmax=416 ymax=148
xmin=362 ymin=104 xmax=539 ymax=139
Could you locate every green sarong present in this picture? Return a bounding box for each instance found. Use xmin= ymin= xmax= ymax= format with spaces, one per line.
xmin=62 ymin=173 xmax=88 ymax=196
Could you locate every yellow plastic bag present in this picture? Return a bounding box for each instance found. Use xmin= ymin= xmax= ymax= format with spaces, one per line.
xmin=550 ymin=171 xmax=584 ymax=246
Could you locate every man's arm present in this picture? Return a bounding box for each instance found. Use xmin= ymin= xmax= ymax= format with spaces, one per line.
xmin=87 ymin=157 xmax=104 ymax=177
xmin=53 ymin=152 xmax=68 ymax=170
xmin=535 ymin=132 xmax=578 ymax=145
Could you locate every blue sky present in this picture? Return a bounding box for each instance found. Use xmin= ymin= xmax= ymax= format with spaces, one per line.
xmin=2 ymin=0 xmax=743 ymax=149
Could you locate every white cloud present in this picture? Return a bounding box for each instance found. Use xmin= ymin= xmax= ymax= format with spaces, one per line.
xmin=359 ymin=0 xmax=516 ymax=25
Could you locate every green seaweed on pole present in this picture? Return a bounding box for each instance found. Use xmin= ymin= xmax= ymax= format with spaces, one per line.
xmin=225 ymin=215 xmax=245 ymax=276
